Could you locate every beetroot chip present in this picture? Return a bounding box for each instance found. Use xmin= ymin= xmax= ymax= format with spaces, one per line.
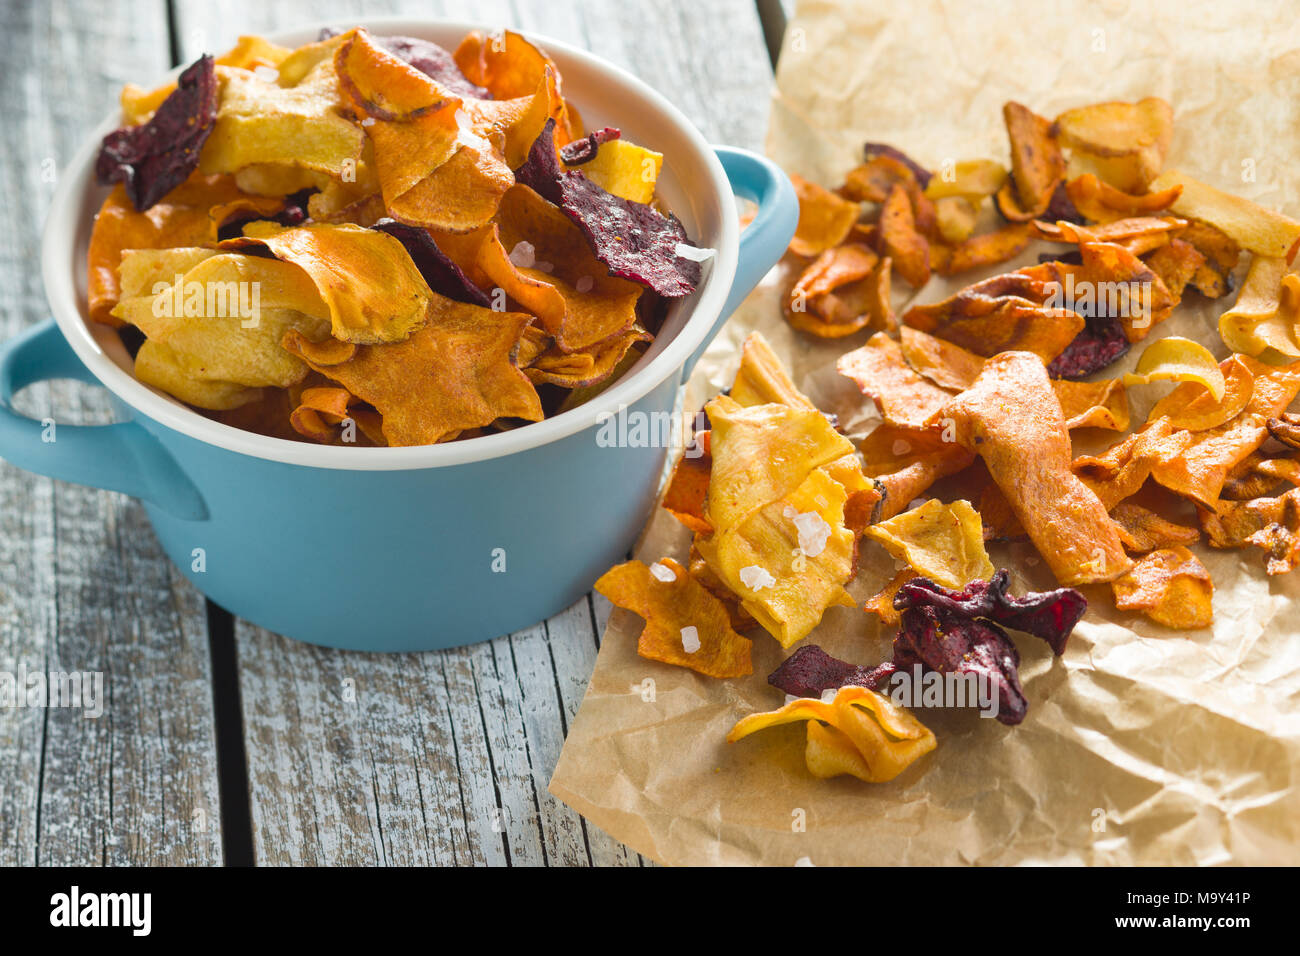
xmin=95 ymin=54 xmax=218 ymax=211
xmin=1045 ymin=181 xmax=1085 ymax=224
xmin=372 ymin=34 xmax=491 ymax=99
xmin=372 ymin=218 xmax=492 ymax=308
xmin=767 ymin=645 xmax=883 ymax=697
xmin=1046 ymin=311 xmax=1131 ymax=379
xmin=560 ymin=127 xmax=621 ymax=166
xmin=863 ymin=142 xmax=932 ymax=188
xmin=894 ymin=570 xmax=1086 ymax=656
xmin=515 ymin=119 xmax=702 ymax=297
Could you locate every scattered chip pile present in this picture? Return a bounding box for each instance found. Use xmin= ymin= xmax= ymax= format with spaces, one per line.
xmin=88 ymin=27 xmax=710 ymax=446
xmin=597 ymin=95 xmax=1300 ymax=788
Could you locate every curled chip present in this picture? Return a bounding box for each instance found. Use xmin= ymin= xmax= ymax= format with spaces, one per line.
xmin=1147 ymin=354 xmax=1254 ymax=432
xmin=1032 ymin=215 xmax=1184 ymax=246
xmin=281 ymin=293 xmax=542 ymax=445
xmin=857 ymin=423 xmax=975 ymax=520
xmin=731 ymin=332 xmax=817 ymax=410
xmin=727 ymin=685 xmax=935 ymax=783
xmin=371 ymin=218 xmax=491 ymax=307
xmin=453 ymin=29 xmax=579 ymax=142
xmin=898 ymin=325 xmax=985 ymax=391
xmin=96 ymin=54 xmax=219 ymax=212
xmin=865 ymin=498 xmax=994 ymax=589
xmin=837 ymin=333 xmax=957 ymax=429
xmin=559 ymin=126 xmax=620 ymax=165
xmin=523 ymin=324 xmax=649 ymax=388
xmin=1218 ymin=255 xmax=1300 ymax=360
xmin=934 ymin=223 xmax=1034 ymax=276
xmin=786 ymin=243 xmax=893 ymax=337
xmin=935 ymin=351 xmax=1132 ymax=585
xmin=370 ymin=33 xmax=490 ymax=98
xmin=475 ymin=184 xmax=642 ymax=352
xmin=1144 ymin=238 xmax=1210 ymax=305
xmin=1064 ymin=173 xmax=1182 ymax=222
xmin=1150 ymin=169 xmax=1300 ymax=259
xmin=863 ymin=568 xmax=918 ymax=625
xmin=997 ymin=101 xmax=1066 ymax=221
xmin=1111 ymin=546 xmax=1214 ymax=629
xmin=289 ymin=385 xmax=384 ymax=445
xmin=789 ymin=173 xmax=861 ymax=257
xmin=594 ymin=558 xmax=752 ymax=678
xmin=876 ymin=183 xmax=930 ymax=287
xmin=1200 ymin=488 xmax=1300 ymax=575
xmin=1111 ymin=502 xmax=1200 ymax=554
xmin=1054 ymin=97 xmax=1172 ymax=192
xmin=223 ymin=221 xmax=431 ymax=344
xmin=515 ymin=119 xmax=702 ymax=296
xmin=1121 ymin=336 xmax=1226 ymax=401
xmin=1053 ymin=378 xmax=1129 ymax=431
xmin=863 ymin=142 xmax=932 ymax=187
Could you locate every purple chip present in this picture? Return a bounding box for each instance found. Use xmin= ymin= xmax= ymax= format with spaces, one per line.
xmin=1046 ymin=312 xmax=1131 ymax=380
xmin=372 ymin=218 xmax=492 ymax=308
xmin=863 ymin=142 xmax=932 ymax=188
xmin=560 ymin=127 xmax=621 ymax=166
xmin=95 ymin=54 xmax=218 ymax=212
xmin=514 ymin=119 xmax=702 ymax=297
xmin=371 ymin=35 xmax=491 ymax=99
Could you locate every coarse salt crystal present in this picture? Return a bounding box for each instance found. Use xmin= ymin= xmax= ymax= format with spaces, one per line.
xmin=649 ymin=561 xmax=677 ymax=582
xmin=674 ymin=243 xmax=716 ymax=263
xmin=680 ymin=626 xmax=701 ymax=653
xmin=739 ymin=565 xmax=776 ymax=592
xmin=782 ymin=506 xmax=832 ymax=557
xmin=575 ymin=275 xmax=595 ymax=293
xmin=253 ymin=65 xmax=280 ymax=83
xmin=508 ymin=241 xmax=536 ymax=269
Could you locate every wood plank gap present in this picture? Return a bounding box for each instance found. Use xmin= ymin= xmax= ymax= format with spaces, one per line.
xmin=754 ymin=0 xmax=788 ymax=68
xmin=205 ymin=601 xmax=255 ymax=866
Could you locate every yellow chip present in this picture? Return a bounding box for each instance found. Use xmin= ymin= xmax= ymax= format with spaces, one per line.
xmin=865 ymin=498 xmax=993 ymax=589
xmin=1122 ymin=336 xmax=1226 ymax=401
xmin=577 ymin=138 xmax=662 ymax=204
xmin=1151 ymin=169 xmax=1300 ymax=259
xmin=1111 ymin=546 xmax=1214 ymax=629
xmin=923 ymin=159 xmax=1007 ymax=200
xmin=1218 ymin=255 xmax=1300 ymax=360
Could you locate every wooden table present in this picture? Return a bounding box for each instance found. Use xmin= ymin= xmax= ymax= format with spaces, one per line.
xmin=0 ymin=0 xmax=787 ymax=865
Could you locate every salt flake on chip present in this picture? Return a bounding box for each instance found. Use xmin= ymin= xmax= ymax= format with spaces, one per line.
xmin=253 ymin=65 xmax=280 ymax=83
xmin=575 ymin=275 xmax=594 ymax=293
xmin=508 ymin=240 xmax=537 ymax=269
xmin=739 ymin=565 xmax=777 ymax=592
xmin=675 ymin=243 xmax=715 ymax=262
xmin=649 ymin=561 xmax=677 ymax=582
xmin=783 ymin=506 xmax=832 ymax=557
xmin=680 ymin=626 xmax=701 ymax=654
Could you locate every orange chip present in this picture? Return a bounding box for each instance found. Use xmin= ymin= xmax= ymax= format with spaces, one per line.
xmin=453 ymin=29 xmax=579 ymax=144
xmin=864 ymin=568 xmax=917 ymax=625
xmin=662 ymin=443 xmax=712 ymax=534
xmin=281 ymin=293 xmax=542 ymax=445
xmin=1143 ymin=238 xmax=1208 ymax=304
xmin=523 ymin=325 xmax=650 ymax=387
xmin=786 ymin=245 xmax=893 ymax=337
xmin=289 ymin=386 xmax=384 ymax=446
xmin=857 ymin=423 xmax=975 ymax=520
xmin=898 ymin=325 xmax=985 ymax=391
xmin=998 ymin=101 xmax=1066 ymax=220
xmin=223 ymin=222 xmax=431 ymax=344
xmin=789 ymin=173 xmax=861 ymax=257
xmin=877 ymin=183 xmax=930 ymax=287
xmin=934 ymin=223 xmax=1033 ymax=276
xmin=595 ymin=558 xmax=752 ymax=678
xmin=1200 ymin=488 xmax=1300 ymax=575
xmin=1052 ymin=378 xmax=1130 ymax=431
xmin=837 ymin=333 xmax=955 ymax=429
xmin=978 ymin=478 xmax=1026 ymax=541
xmin=1073 ymin=417 xmax=1183 ymax=510
xmin=87 ymin=175 xmax=283 ymax=326
xmin=1110 ymin=502 xmax=1199 ymax=554
xmin=1111 ymin=546 xmax=1213 ymax=629
xmin=1147 ymin=354 xmax=1255 ymax=432
xmin=938 ymin=351 xmax=1132 ymax=585
xmin=1031 ymin=215 xmax=1184 ymax=246
xmin=727 ymin=685 xmax=936 ymax=784
xmin=1064 ymin=173 xmax=1182 ymax=223
xmin=475 ymin=185 xmax=643 ymax=352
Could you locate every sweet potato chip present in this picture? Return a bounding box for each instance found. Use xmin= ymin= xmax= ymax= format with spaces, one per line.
xmin=1200 ymin=488 xmax=1300 ymax=575
xmin=1032 ymin=215 xmax=1184 ymax=246
xmin=786 ymin=245 xmax=893 ymax=337
xmin=453 ymin=29 xmax=579 ymax=142
xmin=1064 ymin=173 xmax=1181 ymax=223
xmin=1111 ymin=546 xmax=1213 ymax=629
xmin=281 ymin=293 xmax=542 ymax=445
xmin=1122 ymin=336 xmax=1226 ymax=400
xmin=857 ymin=424 xmax=975 ymax=520
xmin=936 ymin=351 xmax=1132 ymax=584
xmin=1218 ymin=255 xmax=1300 ymax=359
xmin=865 ymin=498 xmax=994 ymax=589
xmin=594 ymin=558 xmax=752 ymax=678
xmin=475 ymin=184 xmax=643 ymax=352
xmin=1150 ymin=169 xmax=1300 ymax=259
xmin=1073 ymin=418 xmax=1183 ymax=510
xmin=662 ymin=444 xmax=712 ymax=534
xmin=289 ymin=385 xmax=384 ymax=446
xmin=1143 ymin=237 xmax=1208 ymax=305
xmin=1110 ymin=502 xmax=1200 ymax=554
xmin=898 ymin=325 xmax=985 ymax=391
xmin=727 ymin=685 xmax=935 ymax=784
xmin=863 ymin=568 xmax=917 ymax=626
xmin=789 ymin=173 xmax=860 ymax=257
xmin=998 ymin=101 xmax=1066 ymax=221
xmin=1053 ymin=378 xmax=1130 ymax=431
xmin=877 ymin=183 xmax=930 ymax=287
xmin=1147 ymin=354 xmax=1254 ymax=431
xmin=934 ymin=223 xmax=1034 ymax=277
xmin=223 ymin=221 xmax=430 ymax=344
xmin=523 ymin=325 xmax=650 ymax=387
xmin=1054 ymin=97 xmax=1172 ymax=193
xmin=837 ymin=333 xmax=955 ymax=429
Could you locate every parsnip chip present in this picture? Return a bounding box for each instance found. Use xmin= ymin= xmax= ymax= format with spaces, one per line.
xmin=923 ymin=159 xmax=1007 ymax=200
xmin=111 ymin=249 xmax=332 ymax=408
xmin=936 ymin=351 xmax=1132 ymax=585
xmin=1111 ymin=546 xmax=1213 ymax=629
xmin=1218 ymin=255 xmax=1300 ymax=359
xmin=837 ymin=333 xmax=955 ymax=429
xmin=1110 ymin=502 xmax=1199 ymax=554
xmin=281 ymin=294 xmax=542 ymax=445
xmin=1052 ymin=378 xmax=1130 ymax=431
xmin=578 ymin=138 xmax=662 ymax=204
xmin=120 ymin=36 xmax=293 ymax=126
xmin=1150 ymin=169 xmax=1300 ymax=259
xmin=729 ymin=685 xmax=935 ymax=783
xmin=866 ymin=498 xmax=994 ymax=589
xmin=998 ymin=101 xmax=1066 ymax=220
xmin=898 ymin=325 xmax=985 ymax=391
xmin=1054 ymin=97 xmax=1172 ymax=192
xmin=877 ymin=183 xmax=930 ymax=287
xmin=594 ymin=558 xmax=752 ymax=678
xmin=933 ymin=196 xmax=979 ymax=244
xmin=1064 ymin=173 xmax=1182 ymax=223
xmin=1147 ymin=354 xmax=1254 ymax=432
xmin=87 ymin=174 xmax=282 ymax=325
xmin=857 ymin=424 xmax=975 ymax=520
xmin=789 ymin=173 xmax=860 ymax=257
xmin=223 ymin=221 xmax=430 ymax=344
xmin=1121 ymin=336 xmax=1226 ymax=400
xmin=475 ymin=184 xmax=643 ymax=352
xmin=731 ymin=332 xmax=817 ymax=410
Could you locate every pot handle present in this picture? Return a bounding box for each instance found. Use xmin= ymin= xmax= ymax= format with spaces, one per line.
xmin=681 ymin=146 xmax=798 ymax=380
xmin=0 ymin=319 xmax=207 ymax=519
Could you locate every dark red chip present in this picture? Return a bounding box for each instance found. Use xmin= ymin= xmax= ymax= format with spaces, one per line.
xmin=514 ymin=119 xmax=702 ymax=297
xmin=1045 ymin=311 xmax=1131 ymax=379
xmin=767 ymin=645 xmax=884 ymax=698
xmin=372 ymin=218 xmax=492 ymax=308
xmin=95 ymin=54 xmax=218 ymax=212
xmin=1044 ymin=181 xmax=1085 ymax=224
xmin=863 ymin=142 xmax=932 ymax=188
xmin=560 ymin=127 xmax=621 ymax=166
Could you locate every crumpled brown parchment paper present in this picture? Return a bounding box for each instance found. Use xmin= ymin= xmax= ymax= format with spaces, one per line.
xmin=550 ymin=0 xmax=1300 ymax=865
